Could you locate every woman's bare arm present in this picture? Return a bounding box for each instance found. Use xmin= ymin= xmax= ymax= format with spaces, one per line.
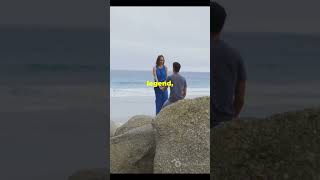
xmin=233 ymin=80 xmax=246 ymax=119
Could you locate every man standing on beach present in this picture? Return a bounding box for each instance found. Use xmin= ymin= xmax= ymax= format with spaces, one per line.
xmin=161 ymin=62 xmax=187 ymax=109
xmin=211 ymin=1 xmax=247 ymax=128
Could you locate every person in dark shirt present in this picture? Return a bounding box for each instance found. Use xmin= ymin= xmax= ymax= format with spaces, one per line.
xmin=161 ymin=62 xmax=187 ymax=108
xmin=211 ymin=1 xmax=247 ymax=128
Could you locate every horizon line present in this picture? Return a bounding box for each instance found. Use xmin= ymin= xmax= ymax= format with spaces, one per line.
xmin=111 ymin=69 xmax=210 ymax=73
xmin=1 ymin=26 xmax=319 ymax=35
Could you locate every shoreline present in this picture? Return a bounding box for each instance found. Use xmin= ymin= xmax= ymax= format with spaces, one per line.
xmin=111 ymin=95 xmax=208 ymax=123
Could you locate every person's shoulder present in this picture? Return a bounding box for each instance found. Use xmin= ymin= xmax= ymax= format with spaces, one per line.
xmin=181 ymin=75 xmax=187 ymax=84
xmin=182 ymin=75 xmax=187 ymax=82
xmin=219 ymin=40 xmax=237 ymax=53
xmin=221 ymin=40 xmax=243 ymax=62
xmin=178 ymin=73 xmax=186 ymax=80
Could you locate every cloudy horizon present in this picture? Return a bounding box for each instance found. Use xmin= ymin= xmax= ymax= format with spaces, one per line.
xmin=110 ymin=7 xmax=210 ymax=72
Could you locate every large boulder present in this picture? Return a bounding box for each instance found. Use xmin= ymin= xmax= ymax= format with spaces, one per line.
xmin=114 ymin=115 xmax=153 ymax=136
xmin=153 ymin=96 xmax=210 ymax=173
xmin=211 ymin=108 xmax=320 ymax=180
xmin=110 ymin=124 xmax=156 ymax=173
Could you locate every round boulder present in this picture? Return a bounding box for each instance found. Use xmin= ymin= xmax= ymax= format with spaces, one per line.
xmin=153 ymin=96 xmax=210 ymax=173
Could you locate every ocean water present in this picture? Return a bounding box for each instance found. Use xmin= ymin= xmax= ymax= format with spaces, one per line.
xmin=110 ymin=70 xmax=210 ymax=97
xmin=224 ymin=32 xmax=320 ymax=84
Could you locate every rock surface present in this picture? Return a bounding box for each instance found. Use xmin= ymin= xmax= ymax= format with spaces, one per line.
xmin=153 ymin=96 xmax=210 ymax=173
xmin=71 ymin=99 xmax=320 ymax=179
xmin=114 ymin=115 xmax=153 ymax=136
xmin=110 ymin=115 xmax=155 ymax=173
xmin=211 ymin=108 xmax=320 ymax=180
xmin=111 ymin=123 xmax=155 ymax=173
xmin=110 ymin=120 xmax=118 ymax=137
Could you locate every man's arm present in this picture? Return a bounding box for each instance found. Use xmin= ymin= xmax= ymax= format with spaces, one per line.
xmin=233 ymin=80 xmax=246 ymax=119
xmin=182 ymin=80 xmax=187 ymax=97
xmin=182 ymin=87 xmax=187 ymax=97
xmin=234 ymin=52 xmax=247 ymax=119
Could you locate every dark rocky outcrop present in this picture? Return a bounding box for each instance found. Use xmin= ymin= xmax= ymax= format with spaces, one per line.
xmin=211 ymin=108 xmax=320 ymax=180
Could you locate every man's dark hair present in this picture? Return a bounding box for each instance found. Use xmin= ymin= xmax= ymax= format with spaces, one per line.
xmin=211 ymin=1 xmax=227 ymax=34
xmin=173 ymin=62 xmax=181 ymax=73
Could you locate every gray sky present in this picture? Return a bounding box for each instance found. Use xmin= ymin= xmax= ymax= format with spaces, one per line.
xmin=216 ymin=0 xmax=320 ymax=34
xmin=110 ymin=7 xmax=210 ymax=72
xmin=1 ymin=0 xmax=319 ymax=34
xmin=0 ymin=0 xmax=106 ymax=29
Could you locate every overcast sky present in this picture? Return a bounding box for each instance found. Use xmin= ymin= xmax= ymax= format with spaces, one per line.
xmin=110 ymin=7 xmax=210 ymax=72
xmin=216 ymin=0 xmax=320 ymax=34
xmin=0 ymin=0 xmax=106 ymax=29
xmin=1 ymin=0 xmax=319 ymax=34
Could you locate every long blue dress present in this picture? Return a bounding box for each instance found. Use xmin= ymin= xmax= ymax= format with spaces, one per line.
xmin=154 ymin=66 xmax=168 ymax=115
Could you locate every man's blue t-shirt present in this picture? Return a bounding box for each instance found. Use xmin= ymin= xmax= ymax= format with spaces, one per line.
xmin=167 ymin=73 xmax=187 ymax=102
xmin=211 ymin=39 xmax=247 ymax=119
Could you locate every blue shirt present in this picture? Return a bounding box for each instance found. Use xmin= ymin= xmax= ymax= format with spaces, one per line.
xmin=212 ymin=39 xmax=247 ymax=118
xmin=155 ymin=66 xmax=167 ymax=82
xmin=167 ymin=73 xmax=187 ymax=102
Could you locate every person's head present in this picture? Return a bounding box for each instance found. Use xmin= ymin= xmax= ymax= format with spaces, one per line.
xmin=173 ymin=62 xmax=181 ymax=73
xmin=211 ymin=1 xmax=227 ymax=36
xmin=156 ymin=55 xmax=165 ymax=67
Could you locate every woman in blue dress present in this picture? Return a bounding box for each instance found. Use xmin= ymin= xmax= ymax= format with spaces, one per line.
xmin=152 ymin=55 xmax=168 ymax=115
